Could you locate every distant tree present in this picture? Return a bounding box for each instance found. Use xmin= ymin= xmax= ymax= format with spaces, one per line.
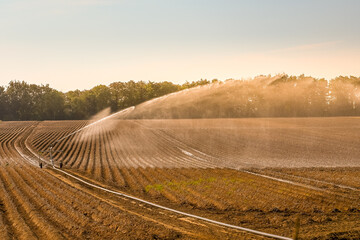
xmin=0 ymin=86 xmax=9 ymax=120
xmin=329 ymin=76 xmax=360 ymax=116
xmin=109 ymin=81 xmax=126 ymax=112
xmin=181 ymin=79 xmax=210 ymax=89
xmin=80 ymin=90 xmax=97 ymax=117
xmin=109 ymin=80 xmax=180 ymax=111
xmin=305 ymin=78 xmax=328 ymax=117
xmin=39 ymin=85 xmax=65 ymax=120
xmin=2 ymin=76 xmax=360 ymax=121
xmin=64 ymin=90 xmax=87 ymax=120
xmin=90 ymin=85 xmax=112 ymax=113
xmin=6 ymin=81 xmax=34 ymax=120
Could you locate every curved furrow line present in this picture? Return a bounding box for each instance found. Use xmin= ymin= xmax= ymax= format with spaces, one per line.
xmin=111 ymin=127 xmax=163 ymax=168
xmin=0 ymin=132 xmax=12 ymax=143
xmin=21 ymin=121 xmax=296 ymax=239
xmin=265 ymin=169 xmax=360 ymax=192
xmin=136 ymin=167 xmax=187 ymax=203
xmin=87 ymin=126 xmax=97 ymax=175
xmin=155 ymin=128 xmax=250 ymax=168
xmin=65 ymin=132 xmax=86 ymax=167
xmin=137 ymin=167 xmax=226 ymax=209
xmin=104 ymin=156 xmax=127 ymax=186
xmin=34 ymin=131 xmax=59 ymax=152
xmin=0 ymin=171 xmax=36 ymax=240
xmin=92 ymin=127 xmax=103 ymax=179
xmin=97 ymin=124 xmax=115 ymax=183
xmin=102 ymin=130 xmax=127 ymax=186
xmin=127 ymin=167 xmax=152 ymax=190
xmin=20 ymin=126 xmax=196 ymax=239
xmin=51 ymin=134 xmax=75 ymax=161
xmin=52 ymin=166 xmax=292 ymax=240
xmin=109 ymin=130 xmax=135 ymax=168
xmin=119 ymin=167 xmax=144 ymax=192
xmin=185 ymin=168 xmax=337 ymax=210
xmin=60 ymin=134 xmax=79 ymax=165
xmin=166 ymin=168 xmax=231 ymax=209
xmin=87 ymin=126 xmax=99 ymax=174
xmin=133 ymin=122 xmax=217 ymax=167
xmin=113 ymin=130 xmax=148 ymax=168
xmin=174 ymin=168 xmax=299 ymax=210
xmin=121 ymin=129 xmax=156 ymax=168
xmin=135 ymin=129 xmax=193 ymax=168
xmin=130 ymin=128 xmax=171 ymax=167
xmin=137 ymin=131 xmax=203 ymax=168
xmin=238 ymin=171 xmax=351 ymax=210
xmin=0 ymin=195 xmax=13 ymax=240
xmin=75 ymin=131 xmax=92 ymax=170
xmin=13 ymin=167 xmax=94 ymax=239
xmin=146 ymin=124 xmax=360 ymax=201
xmin=0 ymin=132 xmax=13 ymax=159
xmin=133 ymin=129 xmax=180 ymax=168
xmin=2 ymin=131 xmax=22 ymax=160
xmin=81 ymin=127 xmax=97 ymax=172
xmin=0 ymin=169 xmax=57 ymax=239
xmin=151 ymin=168 xmax=212 ymax=206
xmin=31 ymin=121 xmax=87 ymax=165
xmin=30 ymin=132 xmax=52 ymax=148
xmin=6 ymin=167 xmax=76 ymax=239
xmin=240 ymin=170 xmax=357 ymax=205
xmin=143 ymin=129 xmax=216 ymax=168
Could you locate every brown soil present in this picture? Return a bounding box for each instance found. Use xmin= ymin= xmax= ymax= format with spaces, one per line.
xmin=0 ymin=118 xmax=359 ymax=239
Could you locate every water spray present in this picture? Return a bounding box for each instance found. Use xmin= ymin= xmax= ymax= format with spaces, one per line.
xmin=55 ymin=106 xmax=134 ymax=144
xmin=44 ymin=106 xmax=135 ymax=168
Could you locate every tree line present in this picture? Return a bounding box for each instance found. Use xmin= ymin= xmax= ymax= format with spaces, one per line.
xmin=120 ymin=75 xmax=360 ymax=119
xmin=0 ymin=79 xmax=211 ymax=120
xmin=207 ymin=75 xmax=360 ymax=118
xmin=0 ymin=75 xmax=359 ymax=121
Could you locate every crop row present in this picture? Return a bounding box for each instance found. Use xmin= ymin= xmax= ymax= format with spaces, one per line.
xmin=24 ymin=119 xmax=360 ymax=238
xmin=137 ymin=118 xmax=360 ymax=168
xmin=28 ymin=120 xmax=360 ymax=212
xmin=0 ymin=122 xmax=190 ymax=239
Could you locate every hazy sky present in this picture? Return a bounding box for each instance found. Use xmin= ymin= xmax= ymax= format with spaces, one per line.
xmin=1 ymin=0 xmax=360 ymax=91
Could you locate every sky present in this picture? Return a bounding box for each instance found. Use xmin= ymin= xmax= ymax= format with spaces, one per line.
xmin=1 ymin=0 xmax=360 ymax=91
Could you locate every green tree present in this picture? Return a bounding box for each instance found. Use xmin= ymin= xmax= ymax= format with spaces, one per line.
xmin=6 ymin=81 xmax=34 ymax=120
xmin=0 ymin=86 xmax=9 ymax=120
xmin=329 ymin=76 xmax=360 ymax=116
xmin=39 ymin=85 xmax=65 ymax=120
xmin=64 ymin=90 xmax=87 ymax=120
xmin=90 ymin=85 xmax=112 ymax=113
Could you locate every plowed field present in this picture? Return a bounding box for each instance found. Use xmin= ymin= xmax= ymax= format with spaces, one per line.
xmin=1 ymin=118 xmax=360 ymax=239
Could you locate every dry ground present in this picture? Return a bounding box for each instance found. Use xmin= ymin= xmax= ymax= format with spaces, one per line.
xmin=1 ymin=118 xmax=360 ymax=239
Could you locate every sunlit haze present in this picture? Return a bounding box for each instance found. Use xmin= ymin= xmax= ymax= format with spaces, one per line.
xmin=1 ymin=0 xmax=360 ymax=91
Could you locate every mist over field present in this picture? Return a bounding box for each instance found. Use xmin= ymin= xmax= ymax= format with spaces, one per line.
xmin=122 ymin=75 xmax=360 ymax=119
xmin=1 ymin=74 xmax=360 ymax=121
xmin=1 ymin=76 xmax=360 ymax=239
xmin=1 ymin=0 xmax=360 ymax=239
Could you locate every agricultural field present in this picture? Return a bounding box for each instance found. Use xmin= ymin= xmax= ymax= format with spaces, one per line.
xmin=1 ymin=117 xmax=360 ymax=239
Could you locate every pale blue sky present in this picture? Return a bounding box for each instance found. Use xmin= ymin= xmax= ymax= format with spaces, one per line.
xmin=1 ymin=0 xmax=360 ymax=91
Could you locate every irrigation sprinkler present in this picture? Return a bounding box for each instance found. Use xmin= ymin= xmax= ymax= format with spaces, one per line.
xmin=40 ymin=144 xmax=63 ymax=168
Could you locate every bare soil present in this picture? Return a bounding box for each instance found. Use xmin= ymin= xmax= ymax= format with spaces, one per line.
xmin=0 ymin=118 xmax=359 ymax=239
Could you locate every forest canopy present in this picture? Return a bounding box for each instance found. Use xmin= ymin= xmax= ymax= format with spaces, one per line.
xmin=0 ymin=79 xmax=211 ymax=120
xmin=0 ymin=75 xmax=360 ymax=121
